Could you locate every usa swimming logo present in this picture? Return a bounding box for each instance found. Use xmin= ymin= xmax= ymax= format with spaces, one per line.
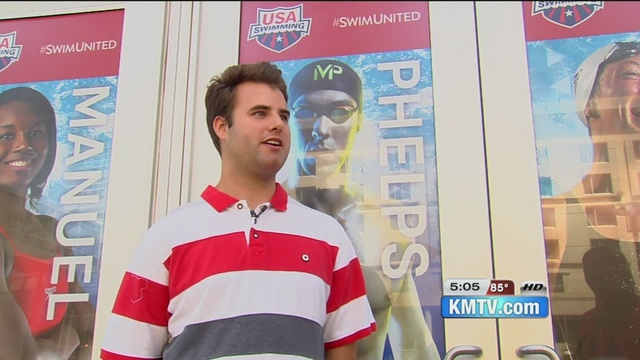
xmin=247 ymin=4 xmax=311 ymax=53
xmin=0 ymin=32 xmax=22 ymax=73
xmin=532 ymin=1 xmax=604 ymax=28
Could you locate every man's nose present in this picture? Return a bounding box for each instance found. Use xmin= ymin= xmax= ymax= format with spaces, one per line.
xmin=312 ymin=116 xmax=330 ymax=139
xmin=270 ymin=113 xmax=287 ymax=131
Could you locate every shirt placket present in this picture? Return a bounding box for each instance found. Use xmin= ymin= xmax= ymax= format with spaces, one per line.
xmin=233 ymin=201 xmax=267 ymax=257
xmin=248 ymin=228 xmax=265 ymax=257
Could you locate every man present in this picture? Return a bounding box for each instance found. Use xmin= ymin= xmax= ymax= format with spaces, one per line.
xmin=550 ymin=40 xmax=640 ymax=358
xmin=571 ymin=41 xmax=640 ymax=242
xmin=100 ymin=61 xmax=376 ymax=360
xmin=574 ymin=41 xmax=640 ymax=137
xmin=575 ymin=246 xmax=640 ymax=359
xmin=545 ymin=41 xmax=640 ymax=277
xmin=287 ymin=59 xmax=440 ymax=360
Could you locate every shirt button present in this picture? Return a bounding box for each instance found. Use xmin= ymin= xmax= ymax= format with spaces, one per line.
xmin=253 ymin=233 xmax=259 ymax=238
xmin=237 ymin=203 xmax=243 ymax=209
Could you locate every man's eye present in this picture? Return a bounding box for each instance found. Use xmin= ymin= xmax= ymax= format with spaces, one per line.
xmin=293 ymin=109 xmax=318 ymax=120
xmin=621 ymin=71 xmax=640 ymax=78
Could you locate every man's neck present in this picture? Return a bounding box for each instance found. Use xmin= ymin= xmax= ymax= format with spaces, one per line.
xmin=215 ymin=173 xmax=277 ymax=210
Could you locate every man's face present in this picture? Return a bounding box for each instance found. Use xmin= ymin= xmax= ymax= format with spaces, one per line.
xmin=581 ymin=51 xmax=640 ymax=241
xmin=218 ymin=82 xmax=290 ymax=180
xmin=292 ymin=89 xmax=360 ymax=178
xmin=588 ymin=53 xmax=640 ymax=135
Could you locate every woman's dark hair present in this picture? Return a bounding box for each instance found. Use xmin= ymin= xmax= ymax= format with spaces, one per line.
xmin=0 ymin=87 xmax=57 ymax=205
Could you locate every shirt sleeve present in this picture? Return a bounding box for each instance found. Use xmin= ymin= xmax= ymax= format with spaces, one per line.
xmin=323 ymin=223 xmax=376 ymax=349
xmin=100 ymin=220 xmax=173 ymax=360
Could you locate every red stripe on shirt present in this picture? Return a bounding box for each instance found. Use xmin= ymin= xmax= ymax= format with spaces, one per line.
xmin=167 ymin=231 xmax=339 ymax=298
xmin=100 ymin=349 xmax=162 ymax=360
xmin=325 ymin=324 xmax=377 ymax=350
xmin=112 ymin=272 xmax=170 ymax=326
xmin=327 ymin=257 xmax=367 ymax=313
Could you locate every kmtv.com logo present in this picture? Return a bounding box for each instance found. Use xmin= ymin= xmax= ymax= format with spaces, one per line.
xmin=247 ymin=4 xmax=311 ymax=53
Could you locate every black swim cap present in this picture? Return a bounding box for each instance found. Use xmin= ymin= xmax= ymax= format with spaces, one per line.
xmin=288 ymin=59 xmax=362 ymax=109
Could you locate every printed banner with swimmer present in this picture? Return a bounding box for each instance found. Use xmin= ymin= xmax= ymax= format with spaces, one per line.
xmin=0 ymin=9 xmax=124 ymax=359
xmin=522 ymin=1 xmax=640 ymax=359
xmin=240 ymin=2 xmax=443 ymax=358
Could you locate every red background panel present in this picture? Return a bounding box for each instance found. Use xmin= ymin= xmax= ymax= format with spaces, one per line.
xmin=0 ymin=9 xmax=124 ymax=84
xmin=523 ymin=1 xmax=640 ymax=41
xmin=240 ymin=1 xmax=430 ymax=63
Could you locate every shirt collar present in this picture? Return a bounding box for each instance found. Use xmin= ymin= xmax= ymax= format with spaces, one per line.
xmin=201 ymin=183 xmax=288 ymax=212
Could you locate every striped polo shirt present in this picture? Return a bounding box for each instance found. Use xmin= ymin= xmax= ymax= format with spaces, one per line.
xmin=101 ymin=183 xmax=376 ymax=360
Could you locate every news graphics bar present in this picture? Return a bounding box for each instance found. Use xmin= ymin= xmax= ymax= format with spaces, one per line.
xmin=441 ymin=278 xmax=549 ymax=318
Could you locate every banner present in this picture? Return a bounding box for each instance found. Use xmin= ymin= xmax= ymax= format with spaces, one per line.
xmin=240 ymin=2 xmax=443 ymax=358
xmin=522 ymin=1 xmax=640 ymax=358
xmin=0 ymin=9 xmax=123 ymax=359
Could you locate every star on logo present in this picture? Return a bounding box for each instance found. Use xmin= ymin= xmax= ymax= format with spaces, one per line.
xmin=276 ymin=35 xmax=283 ymax=42
xmin=531 ymin=1 xmax=603 ymax=29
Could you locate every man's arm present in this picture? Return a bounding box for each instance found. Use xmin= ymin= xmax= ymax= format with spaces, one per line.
xmin=389 ymin=271 xmax=440 ymax=359
xmin=325 ymin=342 xmax=357 ymax=360
xmin=322 ymin=219 xmax=376 ymax=359
xmin=100 ymin=222 xmax=171 ymax=360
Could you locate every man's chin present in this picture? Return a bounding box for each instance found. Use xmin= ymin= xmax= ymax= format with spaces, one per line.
xmin=299 ymin=160 xmax=315 ymax=176
xmin=625 ymin=113 xmax=640 ymax=132
xmin=315 ymin=164 xmax=341 ymax=179
xmin=257 ymin=160 xmax=287 ymax=177
xmin=299 ymin=160 xmax=341 ymax=178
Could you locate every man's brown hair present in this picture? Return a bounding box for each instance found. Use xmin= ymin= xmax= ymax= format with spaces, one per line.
xmin=205 ymin=61 xmax=288 ymax=154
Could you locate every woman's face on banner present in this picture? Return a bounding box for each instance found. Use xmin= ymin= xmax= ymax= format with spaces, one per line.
xmin=292 ymin=89 xmax=360 ymax=178
xmin=0 ymin=101 xmax=49 ymax=195
xmin=589 ymin=53 xmax=640 ymax=134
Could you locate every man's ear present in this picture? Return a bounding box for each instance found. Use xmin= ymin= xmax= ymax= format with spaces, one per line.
xmin=213 ymin=115 xmax=228 ymax=141
xmin=584 ymin=99 xmax=599 ymax=120
xmin=583 ymin=98 xmax=603 ymax=136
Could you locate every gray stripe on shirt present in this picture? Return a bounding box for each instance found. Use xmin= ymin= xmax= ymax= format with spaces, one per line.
xmin=163 ymin=313 xmax=324 ymax=360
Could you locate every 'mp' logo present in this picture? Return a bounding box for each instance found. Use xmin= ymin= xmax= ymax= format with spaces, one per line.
xmin=531 ymin=1 xmax=604 ymax=29
xmin=0 ymin=32 xmax=22 ymax=73
xmin=314 ymin=64 xmax=342 ymax=81
xmin=247 ymin=4 xmax=312 ymax=53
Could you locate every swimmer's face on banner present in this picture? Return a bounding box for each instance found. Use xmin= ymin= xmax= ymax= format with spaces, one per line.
xmin=0 ymin=101 xmax=50 ymax=195
xmin=292 ymin=89 xmax=361 ymax=177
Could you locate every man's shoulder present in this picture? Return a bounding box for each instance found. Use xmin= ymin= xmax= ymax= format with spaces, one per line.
xmin=141 ymin=197 xmax=217 ymax=245
xmin=168 ymin=197 xmax=208 ymax=215
xmin=151 ymin=197 xmax=210 ymax=227
xmin=286 ymin=196 xmax=346 ymax=233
